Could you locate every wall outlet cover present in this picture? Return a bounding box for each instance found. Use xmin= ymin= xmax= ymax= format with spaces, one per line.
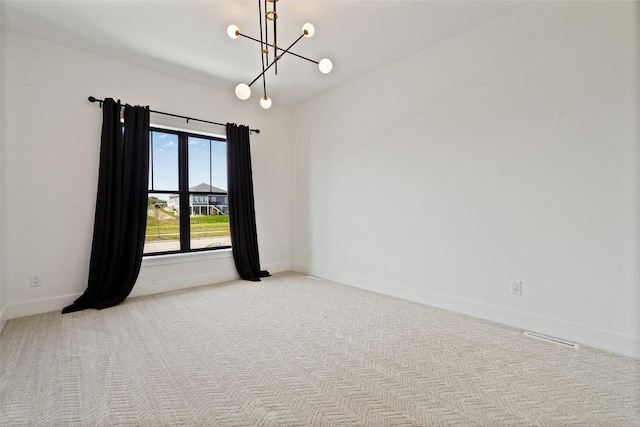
xmin=30 ymin=274 xmax=42 ymax=287
xmin=511 ymin=280 xmax=522 ymax=295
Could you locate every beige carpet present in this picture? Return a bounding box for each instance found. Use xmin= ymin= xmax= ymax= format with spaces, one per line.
xmin=1 ymin=272 xmax=638 ymax=426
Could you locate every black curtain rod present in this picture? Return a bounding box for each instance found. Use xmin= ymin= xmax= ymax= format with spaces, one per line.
xmin=87 ymin=96 xmax=260 ymax=134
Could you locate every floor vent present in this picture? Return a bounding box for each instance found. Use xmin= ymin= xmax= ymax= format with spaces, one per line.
xmin=523 ymin=331 xmax=579 ymax=349
xmin=305 ymin=275 xmax=325 ymax=281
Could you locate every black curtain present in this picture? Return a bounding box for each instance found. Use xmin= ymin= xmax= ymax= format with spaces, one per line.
xmin=63 ymin=99 xmax=150 ymax=314
xmin=226 ymin=123 xmax=270 ymax=281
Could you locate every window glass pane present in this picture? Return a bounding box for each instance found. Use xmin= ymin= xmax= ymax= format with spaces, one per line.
xmin=145 ymin=193 xmax=180 ymax=254
xmin=150 ymin=131 xmax=178 ymax=191
xmin=145 ymin=129 xmax=229 ymax=257
xmin=188 ymin=136 xmax=210 ymax=189
xmin=189 ymin=193 xmax=230 ymax=250
xmin=211 ymin=140 xmax=227 ymax=191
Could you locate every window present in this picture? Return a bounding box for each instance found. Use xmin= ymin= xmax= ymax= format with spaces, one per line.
xmin=145 ymin=128 xmax=230 ymax=255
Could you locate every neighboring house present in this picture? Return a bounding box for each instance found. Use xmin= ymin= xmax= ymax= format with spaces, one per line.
xmin=167 ymin=183 xmax=228 ymax=215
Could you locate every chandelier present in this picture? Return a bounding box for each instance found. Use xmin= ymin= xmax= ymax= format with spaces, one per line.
xmin=227 ymin=0 xmax=333 ymax=109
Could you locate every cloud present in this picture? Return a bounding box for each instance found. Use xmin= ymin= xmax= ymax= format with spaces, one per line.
xmin=189 ymin=140 xmax=200 ymax=145
xmin=162 ymin=141 xmax=175 ymax=148
xmin=158 ymin=134 xmax=168 ymax=139
xmin=159 ymin=148 xmax=165 ymax=152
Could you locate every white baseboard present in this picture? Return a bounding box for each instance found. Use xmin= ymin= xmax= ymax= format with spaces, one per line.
xmin=5 ymin=293 xmax=82 ymax=320
xmin=131 ymin=269 xmax=240 ymax=298
xmin=264 ymin=262 xmax=291 ymax=275
xmin=0 ymin=305 xmax=8 ymax=334
xmin=4 ymin=261 xmax=292 ymax=321
xmin=133 ymin=261 xmax=291 ymax=297
xmin=291 ymin=262 xmax=640 ymax=359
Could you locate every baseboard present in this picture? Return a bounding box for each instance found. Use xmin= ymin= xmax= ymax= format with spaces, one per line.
xmin=0 ymin=305 xmax=8 ymax=334
xmin=5 ymin=293 xmax=82 ymax=320
xmin=130 ymin=272 xmax=238 ymax=298
xmin=264 ymin=262 xmax=291 ymax=275
xmin=4 ymin=261 xmax=292 ymax=321
xmin=132 ymin=261 xmax=290 ymax=297
xmin=291 ymin=263 xmax=640 ymax=359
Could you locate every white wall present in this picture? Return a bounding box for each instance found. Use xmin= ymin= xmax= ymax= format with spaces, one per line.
xmin=0 ymin=1 xmax=6 ymax=332
xmin=291 ymin=2 xmax=640 ymax=358
xmin=3 ymin=2 xmax=639 ymax=360
xmin=2 ymin=30 xmax=291 ymax=320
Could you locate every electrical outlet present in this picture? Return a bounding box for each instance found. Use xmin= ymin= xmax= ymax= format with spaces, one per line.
xmin=30 ymin=274 xmax=42 ymax=287
xmin=511 ymin=280 xmax=522 ymax=295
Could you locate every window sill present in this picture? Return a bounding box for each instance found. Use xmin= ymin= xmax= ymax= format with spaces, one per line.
xmin=141 ymin=248 xmax=233 ymax=268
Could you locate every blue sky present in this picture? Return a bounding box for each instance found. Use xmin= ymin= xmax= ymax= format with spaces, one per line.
xmin=149 ymin=131 xmax=227 ymax=199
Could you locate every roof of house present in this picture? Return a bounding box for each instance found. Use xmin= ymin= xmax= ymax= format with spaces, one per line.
xmin=189 ymin=183 xmax=227 ymax=193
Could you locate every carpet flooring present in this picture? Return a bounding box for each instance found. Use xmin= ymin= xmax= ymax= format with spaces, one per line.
xmin=1 ymin=272 xmax=639 ymax=426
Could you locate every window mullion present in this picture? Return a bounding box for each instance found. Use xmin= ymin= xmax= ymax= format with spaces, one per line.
xmin=150 ymin=131 xmax=155 ymax=191
xmin=178 ymin=133 xmax=191 ymax=251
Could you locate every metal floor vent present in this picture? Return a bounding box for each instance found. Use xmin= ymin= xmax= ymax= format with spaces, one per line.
xmin=523 ymin=331 xmax=579 ymax=349
xmin=305 ymin=275 xmax=325 ymax=281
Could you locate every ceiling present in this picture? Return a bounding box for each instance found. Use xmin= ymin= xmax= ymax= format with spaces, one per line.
xmin=4 ymin=1 xmax=528 ymax=106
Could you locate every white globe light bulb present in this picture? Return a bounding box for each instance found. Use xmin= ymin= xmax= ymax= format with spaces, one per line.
xmin=260 ymin=96 xmax=272 ymax=109
xmin=235 ymin=83 xmax=251 ymax=100
xmin=318 ymin=58 xmax=333 ymax=74
xmin=227 ymin=25 xmax=240 ymax=39
xmin=302 ymin=23 xmax=315 ymax=37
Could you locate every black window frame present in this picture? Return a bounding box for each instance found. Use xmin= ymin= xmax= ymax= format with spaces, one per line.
xmin=146 ymin=126 xmax=230 ymax=257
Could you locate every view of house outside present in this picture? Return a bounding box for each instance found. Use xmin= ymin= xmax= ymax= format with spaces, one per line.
xmin=144 ymin=131 xmax=230 ymax=254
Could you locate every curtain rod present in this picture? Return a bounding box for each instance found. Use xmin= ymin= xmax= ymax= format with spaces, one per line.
xmin=87 ymin=96 xmax=260 ymax=134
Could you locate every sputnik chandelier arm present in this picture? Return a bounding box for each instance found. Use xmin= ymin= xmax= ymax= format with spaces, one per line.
xmin=227 ymin=0 xmax=333 ymax=109
xmin=237 ymin=33 xmax=319 ymax=65
xmin=248 ymin=33 xmax=305 ymax=87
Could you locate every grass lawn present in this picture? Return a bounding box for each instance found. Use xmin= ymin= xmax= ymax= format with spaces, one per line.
xmin=146 ymin=208 xmax=230 ymax=242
